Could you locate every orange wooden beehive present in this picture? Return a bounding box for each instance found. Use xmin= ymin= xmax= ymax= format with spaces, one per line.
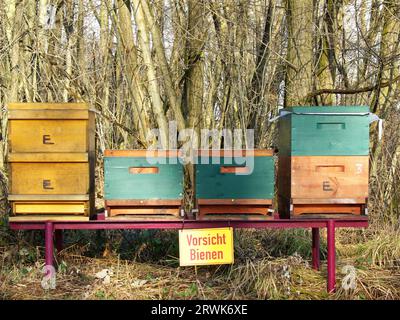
xmin=277 ymin=106 xmax=370 ymax=218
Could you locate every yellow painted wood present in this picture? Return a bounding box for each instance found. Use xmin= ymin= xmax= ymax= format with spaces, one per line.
xmin=8 ymin=153 xmax=88 ymax=162
xmin=6 ymin=103 xmax=96 ymax=218
xmin=8 ymin=109 xmax=89 ymax=119
xmin=13 ymin=202 xmax=87 ymax=214
xmin=10 ymin=162 xmax=89 ymax=195
xmin=7 ymin=103 xmax=89 ymax=110
xmin=8 ymin=194 xmax=89 ymax=201
xmin=9 ymin=120 xmax=89 ymax=153
xmin=9 ymin=215 xmax=90 ymax=221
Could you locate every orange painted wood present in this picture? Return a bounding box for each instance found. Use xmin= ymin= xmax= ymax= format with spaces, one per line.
xmin=105 ymin=215 xmax=182 ymax=221
xmin=290 ymin=156 xmax=368 ymax=199
xmin=292 ymin=198 xmax=366 ymax=204
xmin=198 ymin=204 xmax=272 ymax=217
xmin=104 ymin=150 xmax=180 ymax=157
xmin=220 ymin=166 xmax=249 ymax=174
xmin=196 ymin=149 xmax=274 ymax=157
xmin=197 ymin=199 xmax=272 ymax=205
xmin=129 ymin=167 xmax=159 ymax=174
xmin=292 ymin=204 xmax=363 ymax=216
xmin=197 ymin=214 xmax=273 ymax=221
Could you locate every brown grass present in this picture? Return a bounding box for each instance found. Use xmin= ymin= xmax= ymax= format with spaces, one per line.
xmin=1 ymin=227 xmax=399 ymax=300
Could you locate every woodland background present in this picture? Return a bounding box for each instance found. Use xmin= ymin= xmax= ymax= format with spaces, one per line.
xmin=0 ymin=0 xmax=399 ymax=299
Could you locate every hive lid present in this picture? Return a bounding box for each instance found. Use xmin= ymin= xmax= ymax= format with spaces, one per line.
xmin=7 ymin=103 xmax=89 ymax=110
xmin=7 ymin=103 xmax=91 ymax=119
xmin=281 ymin=105 xmax=370 ymax=114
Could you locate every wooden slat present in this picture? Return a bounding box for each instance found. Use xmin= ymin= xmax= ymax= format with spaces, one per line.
xmin=9 ymin=215 xmax=89 ymax=222
xmin=13 ymin=202 xmax=87 ymax=214
xmin=198 ymin=205 xmax=271 ymax=215
xmin=8 ymin=194 xmax=89 ymax=201
xmin=196 ymin=149 xmax=274 ymax=157
xmin=198 ymin=214 xmax=273 ymax=221
xmin=8 ymin=153 xmax=88 ymax=162
xmin=8 ymin=110 xmax=89 ymax=119
xmin=105 ymin=215 xmax=182 ymax=221
xmin=129 ymin=167 xmax=159 ymax=174
xmin=7 ymin=103 xmax=89 ymax=110
xmin=109 ymin=208 xmax=180 ymax=216
xmin=104 ymin=150 xmax=179 ymax=157
xmin=197 ymin=199 xmax=272 ymax=205
xmin=292 ymin=204 xmax=363 ymax=215
xmin=292 ymin=198 xmax=367 ymax=204
xmin=105 ymin=199 xmax=181 ymax=206
xmin=8 ymin=120 xmax=89 ymax=153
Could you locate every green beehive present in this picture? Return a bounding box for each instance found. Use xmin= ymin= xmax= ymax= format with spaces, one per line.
xmin=196 ymin=151 xmax=275 ymax=200
xmin=104 ymin=152 xmax=183 ymax=201
xmin=278 ymin=106 xmax=370 ymax=156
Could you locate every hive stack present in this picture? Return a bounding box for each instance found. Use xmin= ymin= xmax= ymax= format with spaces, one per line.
xmin=195 ymin=150 xmax=275 ymax=220
xmin=7 ymin=103 xmax=95 ymax=221
xmin=278 ymin=106 xmax=370 ymax=218
xmin=104 ymin=150 xmax=184 ymax=220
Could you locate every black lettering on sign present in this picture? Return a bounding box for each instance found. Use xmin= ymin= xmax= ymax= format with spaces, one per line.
xmin=43 ymin=180 xmax=54 ymax=190
xmin=43 ymin=135 xmax=54 ymax=144
xmin=323 ymin=181 xmax=333 ymax=191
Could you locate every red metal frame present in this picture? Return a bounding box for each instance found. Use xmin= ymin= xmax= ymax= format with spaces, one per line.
xmin=9 ymin=215 xmax=368 ymax=294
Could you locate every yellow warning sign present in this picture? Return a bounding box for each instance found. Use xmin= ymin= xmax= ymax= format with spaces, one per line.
xmin=179 ymin=227 xmax=234 ymax=266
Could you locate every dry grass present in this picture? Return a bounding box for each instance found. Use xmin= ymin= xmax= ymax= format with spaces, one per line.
xmin=1 ymin=227 xmax=399 ymax=300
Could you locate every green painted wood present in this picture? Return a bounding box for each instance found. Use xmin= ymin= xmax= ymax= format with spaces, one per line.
xmin=196 ymin=156 xmax=275 ymax=199
xmin=278 ymin=106 xmax=370 ymax=156
xmin=104 ymin=157 xmax=183 ymax=200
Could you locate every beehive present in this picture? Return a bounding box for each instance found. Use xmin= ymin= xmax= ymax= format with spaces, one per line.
xmin=278 ymin=106 xmax=370 ymax=218
xmin=7 ymin=103 xmax=95 ymax=220
xmin=195 ymin=150 xmax=275 ymax=220
xmin=104 ymin=150 xmax=184 ymax=219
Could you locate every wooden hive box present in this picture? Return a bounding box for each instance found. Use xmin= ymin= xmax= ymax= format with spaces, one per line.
xmin=195 ymin=150 xmax=275 ymax=220
xmin=104 ymin=150 xmax=184 ymax=219
xmin=7 ymin=103 xmax=95 ymax=220
xmin=277 ymin=106 xmax=370 ymax=218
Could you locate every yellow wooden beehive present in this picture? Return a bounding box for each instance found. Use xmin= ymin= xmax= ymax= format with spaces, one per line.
xmin=7 ymin=103 xmax=95 ymax=221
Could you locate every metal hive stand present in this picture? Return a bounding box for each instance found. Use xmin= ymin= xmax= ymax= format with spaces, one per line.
xmin=9 ymin=214 xmax=368 ymax=294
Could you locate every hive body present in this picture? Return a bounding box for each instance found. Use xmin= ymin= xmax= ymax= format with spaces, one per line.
xmin=7 ymin=103 xmax=95 ymax=220
xmin=104 ymin=150 xmax=184 ymax=219
xmin=278 ymin=106 xmax=370 ymax=218
xmin=195 ymin=150 xmax=275 ymax=220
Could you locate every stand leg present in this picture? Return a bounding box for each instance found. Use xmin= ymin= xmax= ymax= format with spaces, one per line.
xmin=55 ymin=229 xmax=63 ymax=252
xmin=312 ymin=228 xmax=320 ymax=270
xmin=327 ymin=220 xmax=336 ymax=293
xmin=45 ymin=222 xmax=54 ymax=270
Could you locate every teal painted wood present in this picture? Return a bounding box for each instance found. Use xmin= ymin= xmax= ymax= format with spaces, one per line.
xmin=104 ymin=157 xmax=183 ymax=200
xmin=196 ymin=156 xmax=275 ymax=199
xmin=278 ymin=106 xmax=370 ymax=156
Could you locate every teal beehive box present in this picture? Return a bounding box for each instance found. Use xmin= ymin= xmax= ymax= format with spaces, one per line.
xmin=278 ymin=106 xmax=370 ymax=156
xmin=104 ymin=150 xmax=184 ymax=218
xmin=195 ymin=150 xmax=275 ymax=219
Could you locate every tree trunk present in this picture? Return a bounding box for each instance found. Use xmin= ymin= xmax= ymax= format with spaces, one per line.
xmin=285 ymin=0 xmax=314 ymax=106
